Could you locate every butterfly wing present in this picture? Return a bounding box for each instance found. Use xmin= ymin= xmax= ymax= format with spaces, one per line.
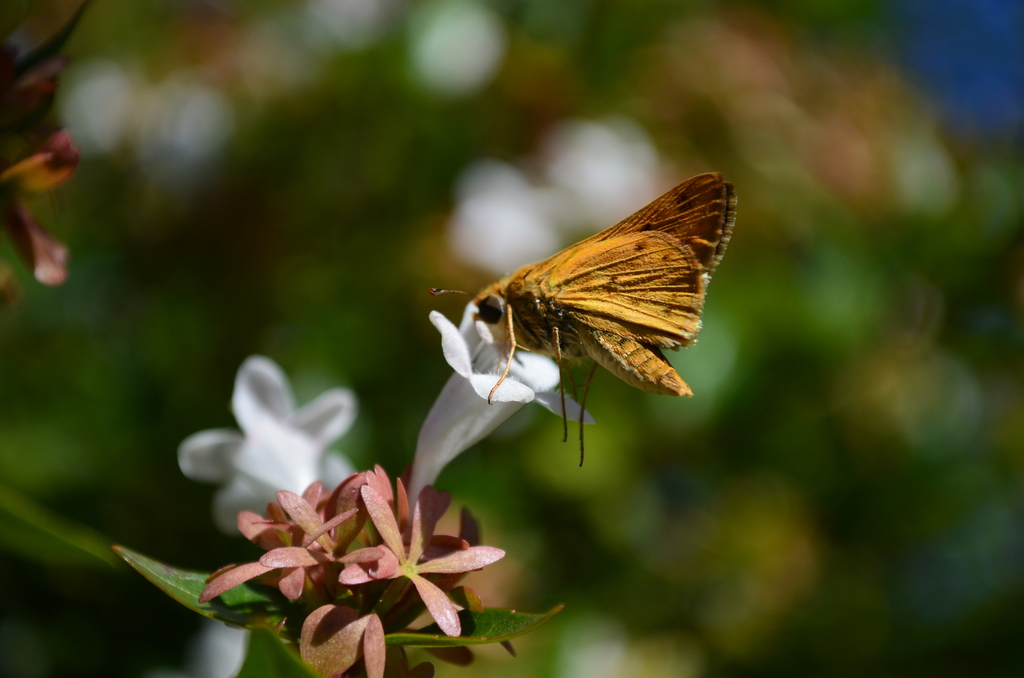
xmin=568 ymin=172 xmax=736 ymax=276
xmin=543 ymin=232 xmax=707 ymax=346
xmin=531 ymin=173 xmax=735 ymax=346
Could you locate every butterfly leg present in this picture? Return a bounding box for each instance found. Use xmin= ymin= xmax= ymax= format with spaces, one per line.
xmin=487 ymin=304 xmax=518 ymax=405
xmin=552 ymin=326 xmax=568 ymax=443
xmin=578 ymin=363 xmax=597 ymax=466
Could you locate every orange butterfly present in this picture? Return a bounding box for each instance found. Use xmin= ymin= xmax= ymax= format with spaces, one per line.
xmin=471 ymin=172 xmax=735 ymax=423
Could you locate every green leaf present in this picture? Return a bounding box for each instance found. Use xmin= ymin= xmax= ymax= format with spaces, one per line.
xmin=236 ymin=628 xmax=320 ymax=678
xmin=0 ymin=483 xmax=117 ymax=568
xmin=113 ymin=546 xmax=296 ymax=632
xmin=385 ymin=605 xmax=563 ymax=648
xmin=0 ymin=0 xmax=29 ymax=42
xmin=14 ymin=0 xmax=90 ymax=77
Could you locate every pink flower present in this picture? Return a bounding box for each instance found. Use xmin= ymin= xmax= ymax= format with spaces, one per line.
xmin=197 ymin=467 xmax=505 ymax=676
xmin=348 ymin=475 xmax=504 ymax=637
xmin=199 ymin=476 xmax=365 ymax=605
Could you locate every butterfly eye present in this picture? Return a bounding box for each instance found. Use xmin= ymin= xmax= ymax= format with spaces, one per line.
xmin=478 ymin=295 xmax=504 ymax=324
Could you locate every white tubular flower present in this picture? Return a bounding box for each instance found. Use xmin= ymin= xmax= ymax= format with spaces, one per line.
xmin=410 ymin=302 xmax=593 ymax=498
xmin=178 ymin=356 xmax=357 ymax=534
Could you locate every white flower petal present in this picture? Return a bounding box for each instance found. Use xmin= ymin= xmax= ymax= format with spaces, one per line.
xmin=177 ymin=429 xmax=244 ymax=482
xmin=320 ymin=452 xmax=356 ymax=488
xmin=290 ymin=387 xmax=358 ymax=447
xmin=234 ymin=424 xmax=321 ymax=493
xmin=469 ymin=373 xmax=535 ymax=403
xmin=457 ymin=300 xmax=479 ymax=334
xmin=430 ymin=310 xmax=473 ymax=378
xmin=511 ymin=351 xmax=560 ymax=391
xmin=534 ymin=392 xmax=596 ymax=424
xmin=474 ymin=319 xmax=494 ymax=345
xmin=212 ymin=476 xmax=278 ymax=534
xmin=410 ymin=373 xmax=526 ymax=499
xmin=232 ymin=356 xmax=296 ymax=433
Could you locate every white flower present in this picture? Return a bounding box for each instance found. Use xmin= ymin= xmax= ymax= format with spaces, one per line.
xmin=178 ymin=356 xmax=357 ymax=534
xmin=410 ymin=302 xmax=593 ymax=498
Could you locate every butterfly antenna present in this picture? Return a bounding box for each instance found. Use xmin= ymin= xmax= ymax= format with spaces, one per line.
xmin=429 ymin=288 xmax=469 ymax=296
xmin=487 ymin=304 xmax=518 ymax=405
xmin=578 ymin=363 xmax=598 ymax=466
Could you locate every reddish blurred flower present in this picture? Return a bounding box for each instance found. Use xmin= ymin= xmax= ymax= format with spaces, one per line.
xmin=0 ymin=46 xmax=69 ymax=131
xmin=0 ymin=130 xmax=78 ymax=288
xmin=2 ymin=201 xmax=68 ymax=286
xmin=1 ymin=129 xmax=79 ymax=191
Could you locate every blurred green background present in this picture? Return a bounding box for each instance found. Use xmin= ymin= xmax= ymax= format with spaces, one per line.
xmin=2 ymin=0 xmax=1024 ymax=676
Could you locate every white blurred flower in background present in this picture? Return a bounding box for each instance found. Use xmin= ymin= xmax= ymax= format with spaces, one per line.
xmin=448 ymin=117 xmax=662 ymax=274
xmin=557 ymin=616 xmax=705 ymax=678
xmin=58 ymin=60 xmax=137 ymax=157
xmin=178 ymin=355 xmax=357 ymax=534
xmin=409 ymin=0 xmax=507 ymax=97
xmin=449 ymin=160 xmax=562 ymax=273
xmin=541 ymin=117 xmax=661 ymax=226
xmin=135 ymin=75 xmax=235 ymax=190
xmin=61 ymin=65 xmax=234 ymax=190
xmin=303 ymin=0 xmax=402 ymax=51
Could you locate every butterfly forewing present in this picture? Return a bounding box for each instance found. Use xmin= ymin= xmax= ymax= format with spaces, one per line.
xmin=544 ymin=233 xmax=705 ymax=345
xmin=574 ymin=172 xmax=736 ymax=275
xmin=529 ymin=173 xmax=734 ymax=350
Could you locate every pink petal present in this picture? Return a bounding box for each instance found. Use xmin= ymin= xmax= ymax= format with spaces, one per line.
xmin=422 ymin=536 xmax=468 ymax=562
xmin=199 ymin=562 xmax=273 ymax=603
xmin=264 ymin=502 xmax=286 ymax=523
xmin=300 ymin=605 xmax=362 ymax=677
xmin=370 ymin=548 xmax=400 ymax=579
xmin=324 ymin=472 xmax=368 ymax=553
xmin=366 ymin=465 xmax=394 ymax=506
xmin=277 ymin=490 xmax=323 ymax=535
xmin=363 ymin=614 xmax=386 ymax=678
xmin=306 ymin=507 xmax=358 ymax=544
xmin=260 ymin=547 xmax=330 ymax=568
xmin=338 ymin=564 xmax=374 ymax=585
xmin=302 ymin=481 xmax=323 ymax=510
xmin=278 ymin=490 xmax=335 ymax=551
xmin=416 ymin=546 xmax=505 ymax=575
xmin=408 ymin=487 xmax=450 ymax=565
xmin=278 ymin=566 xmax=306 ymax=600
xmin=396 ymin=478 xmax=410 ymax=534
xmin=340 ymin=546 xmax=387 ymax=564
xmin=325 ymin=472 xmax=366 ymax=519
xmin=410 ymin=574 xmax=461 ymax=637
xmin=361 ymin=485 xmax=405 ymax=560
xmin=237 ymin=512 xmax=287 ymax=550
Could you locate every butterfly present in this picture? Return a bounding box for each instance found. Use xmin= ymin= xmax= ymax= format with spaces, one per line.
xmin=437 ymin=173 xmax=735 ymax=459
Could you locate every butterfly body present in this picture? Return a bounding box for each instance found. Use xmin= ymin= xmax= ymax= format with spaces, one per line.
xmin=474 ymin=172 xmax=736 ymax=397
